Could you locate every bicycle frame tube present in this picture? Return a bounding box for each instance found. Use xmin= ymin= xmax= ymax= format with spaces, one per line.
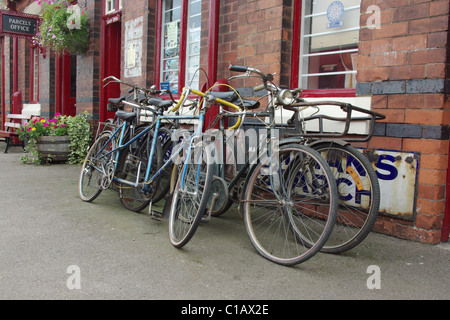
xmin=180 ymin=111 xmax=205 ymax=190
xmin=118 ymin=111 xmax=204 ymax=191
xmin=95 ymin=121 xmax=127 ymax=165
xmin=100 ymin=121 xmax=153 ymax=164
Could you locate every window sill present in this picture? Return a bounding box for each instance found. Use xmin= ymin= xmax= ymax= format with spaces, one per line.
xmin=301 ymin=89 xmax=356 ymax=98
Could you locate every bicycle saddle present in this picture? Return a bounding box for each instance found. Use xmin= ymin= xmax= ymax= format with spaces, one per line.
xmin=115 ymin=110 xmax=136 ymax=121
xmin=108 ymin=96 xmax=126 ymax=104
xmin=209 ymin=91 xmax=260 ymax=110
xmin=148 ymin=97 xmax=173 ymax=111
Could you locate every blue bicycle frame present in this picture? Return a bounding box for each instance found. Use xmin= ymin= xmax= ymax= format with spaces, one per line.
xmin=92 ymin=110 xmax=206 ymax=194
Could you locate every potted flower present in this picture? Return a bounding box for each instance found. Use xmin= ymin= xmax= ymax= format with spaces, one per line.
xmin=33 ymin=0 xmax=89 ymax=54
xmin=17 ymin=112 xmax=92 ymax=164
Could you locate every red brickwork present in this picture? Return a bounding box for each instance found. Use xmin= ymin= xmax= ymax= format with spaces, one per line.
xmin=4 ymin=0 xmax=450 ymax=244
xmin=358 ymin=0 xmax=450 ymax=244
xmin=121 ymin=0 xmax=157 ymax=90
xmin=76 ymin=0 xmax=102 ymax=117
xmin=233 ymin=0 xmax=287 ymax=88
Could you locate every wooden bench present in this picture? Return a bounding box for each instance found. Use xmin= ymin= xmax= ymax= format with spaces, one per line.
xmin=0 ymin=114 xmax=31 ymax=153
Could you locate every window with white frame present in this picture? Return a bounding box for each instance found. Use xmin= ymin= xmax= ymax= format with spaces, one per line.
xmin=105 ymin=0 xmax=121 ymax=14
xmin=186 ymin=0 xmax=202 ymax=89
xmin=161 ymin=0 xmax=181 ymax=93
xmin=299 ymin=0 xmax=361 ymax=90
xmin=160 ymin=0 xmax=202 ymax=93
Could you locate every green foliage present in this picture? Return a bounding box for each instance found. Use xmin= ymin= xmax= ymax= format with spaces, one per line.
xmin=33 ymin=1 xmax=89 ymax=54
xmin=17 ymin=112 xmax=68 ymax=164
xmin=17 ymin=112 xmax=92 ymax=165
xmin=66 ymin=112 xmax=93 ymax=164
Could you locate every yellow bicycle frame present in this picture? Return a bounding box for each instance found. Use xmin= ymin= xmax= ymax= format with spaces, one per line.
xmin=171 ymin=87 xmax=243 ymax=130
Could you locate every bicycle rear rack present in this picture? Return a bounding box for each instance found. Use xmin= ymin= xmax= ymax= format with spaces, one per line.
xmin=281 ymin=101 xmax=386 ymax=142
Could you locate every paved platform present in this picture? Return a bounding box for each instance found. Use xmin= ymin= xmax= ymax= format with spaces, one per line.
xmin=0 ymin=147 xmax=449 ymax=300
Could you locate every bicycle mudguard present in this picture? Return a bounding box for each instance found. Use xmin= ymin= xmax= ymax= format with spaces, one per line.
xmin=279 ymin=137 xmax=350 ymax=148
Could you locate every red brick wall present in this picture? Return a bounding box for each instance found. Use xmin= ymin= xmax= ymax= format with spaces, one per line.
xmin=232 ymin=0 xmax=287 ymax=88
xmin=76 ymin=0 xmax=102 ymax=118
xmin=216 ymin=0 xmax=238 ymax=82
xmin=358 ymin=0 xmax=450 ymax=244
xmin=121 ymin=0 xmax=157 ymax=90
xmin=38 ymin=52 xmax=56 ymax=117
xmin=6 ymin=0 xmax=449 ymax=244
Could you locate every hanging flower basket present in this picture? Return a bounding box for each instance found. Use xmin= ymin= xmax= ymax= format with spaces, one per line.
xmin=33 ymin=1 xmax=89 ymax=54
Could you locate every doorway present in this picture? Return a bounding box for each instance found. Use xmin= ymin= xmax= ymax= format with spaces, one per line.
xmin=101 ymin=19 xmax=122 ymax=122
xmin=56 ymin=54 xmax=77 ymax=117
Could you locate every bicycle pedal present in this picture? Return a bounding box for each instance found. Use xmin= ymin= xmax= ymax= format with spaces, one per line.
xmin=149 ymin=210 xmax=163 ymax=221
xmin=200 ymin=215 xmax=210 ymax=223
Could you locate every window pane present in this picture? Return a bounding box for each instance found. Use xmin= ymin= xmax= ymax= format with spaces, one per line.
xmin=300 ymin=0 xmax=360 ymax=90
xmin=106 ymin=0 xmax=114 ymax=13
xmin=186 ymin=0 xmax=202 ymax=89
xmin=161 ymin=0 xmax=181 ymax=93
xmin=160 ymin=0 xmax=203 ymax=92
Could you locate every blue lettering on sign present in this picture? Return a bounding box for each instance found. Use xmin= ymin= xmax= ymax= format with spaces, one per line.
xmin=326 ymin=154 xmax=371 ymax=204
xmin=355 ymin=188 xmax=372 ymax=205
xmin=375 ymin=154 xmax=398 ymax=181
xmin=336 ymin=177 xmax=352 ymax=201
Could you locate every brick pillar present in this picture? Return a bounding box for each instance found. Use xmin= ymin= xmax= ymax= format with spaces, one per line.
xmin=76 ymin=0 xmax=102 ymax=119
xmin=213 ymin=0 xmax=238 ymax=82
xmin=357 ymin=0 xmax=450 ymax=244
xmin=121 ymin=0 xmax=155 ymax=90
xmin=38 ymin=53 xmax=56 ymax=118
xmin=234 ymin=0 xmax=287 ymax=89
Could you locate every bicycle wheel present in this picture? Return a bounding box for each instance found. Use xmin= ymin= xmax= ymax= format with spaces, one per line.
xmin=116 ymin=127 xmax=163 ymax=212
xmin=313 ymin=142 xmax=380 ymax=254
xmin=79 ymin=131 xmax=115 ymax=202
xmin=168 ymin=141 xmax=214 ymax=248
xmin=243 ymin=143 xmax=338 ymax=266
xmin=210 ymin=132 xmax=244 ymax=217
xmin=151 ymin=127 xmax=174 ymax=203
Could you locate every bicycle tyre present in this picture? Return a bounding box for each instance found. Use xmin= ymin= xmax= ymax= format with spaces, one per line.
xmin=151 ymin=127 xmax=174 ymax=203
xmin=116 ymin=127 xmax=163 ymax=212
xmin=168 ymin=141 xmax=214 ymax=248
xmin=313 ymin=142 xmax=380 ymax=254
xmin=243 ymin=143 xmax=338 ymax=266
xmin=79 ymin=131 xmax=114 ymax=202
xmin=210 ymin=134 xmax=244 ymax=217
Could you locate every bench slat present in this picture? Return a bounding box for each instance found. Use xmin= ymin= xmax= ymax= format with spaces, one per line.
xmin=0 ymin=130 xmax=16 ymax=137
xmin=4 ymin=122 xmax=21 ymax=129
xmin=7 ymin=114 xmax=31 ymax=120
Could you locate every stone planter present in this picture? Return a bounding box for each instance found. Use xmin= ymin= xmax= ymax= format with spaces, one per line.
xmin=37 ymin=136 xmax=71 ymax=162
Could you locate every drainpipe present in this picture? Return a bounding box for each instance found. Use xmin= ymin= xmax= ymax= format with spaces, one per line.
xmin=442 ymin=145 xmax=450 ymax=242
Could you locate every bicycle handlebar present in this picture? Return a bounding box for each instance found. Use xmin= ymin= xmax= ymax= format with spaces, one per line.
xmin=229 ymin=65 xmax=249 ymax=73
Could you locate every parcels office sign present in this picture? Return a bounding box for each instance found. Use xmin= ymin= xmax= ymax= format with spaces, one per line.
xmin=0 ymin=10 xmax=39 ymax=38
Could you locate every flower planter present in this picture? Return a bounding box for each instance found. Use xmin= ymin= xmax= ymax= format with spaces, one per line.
xmin=37 ymin=135 xmax=71 ymax=162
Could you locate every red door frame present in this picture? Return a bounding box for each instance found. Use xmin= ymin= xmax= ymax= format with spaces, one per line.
xmin=55 ymin=54 xmax=76 ymax=116
xmin=56 ymin=55 xmax=62 ymax=114
xmin=100 ymin=1 xmax=122 ymax=122
xmin=1 ymin=37 xmax=5 ymax=128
